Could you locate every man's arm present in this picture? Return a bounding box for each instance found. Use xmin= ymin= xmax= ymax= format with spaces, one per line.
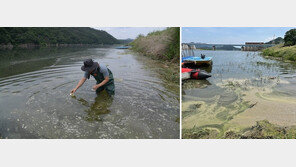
xmin=92 ymin=76 xmax=109 ymax=90
xmin=71 ymin=77 xmax=87 ymax=93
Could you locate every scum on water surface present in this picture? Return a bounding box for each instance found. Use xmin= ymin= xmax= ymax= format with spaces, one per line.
xmin=182 ymin=50 xmax=296 ymax=139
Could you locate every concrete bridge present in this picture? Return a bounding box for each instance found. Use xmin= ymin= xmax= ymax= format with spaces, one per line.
xmin=182 ymin=42 xmax=275 ymax=51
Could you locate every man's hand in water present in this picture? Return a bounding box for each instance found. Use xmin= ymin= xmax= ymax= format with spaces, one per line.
xmin=92 ymin=84 xmax=100 ymax=90
xmin=71 ymin=88 xmax=77 ymax=94
xmin=71 ymin=77 xmax=86 ymax=94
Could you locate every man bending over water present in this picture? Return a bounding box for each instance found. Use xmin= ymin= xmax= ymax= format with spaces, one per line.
xmin=71 ymin=59 xmax=115 ymax=96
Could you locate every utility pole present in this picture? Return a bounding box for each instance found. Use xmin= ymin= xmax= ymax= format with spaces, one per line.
xmin=272 ymin=34 xmax=275 ymax=44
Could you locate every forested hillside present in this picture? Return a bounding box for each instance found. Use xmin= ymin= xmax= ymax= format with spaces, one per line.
xmin=0 ymin=27 xmax=119 ymax=46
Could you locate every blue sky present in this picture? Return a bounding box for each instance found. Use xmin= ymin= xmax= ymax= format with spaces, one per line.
xmin=182 ymin=27 xmax=295 ymax=44
xmin=94 ymin=27 xmax=166 ymax=39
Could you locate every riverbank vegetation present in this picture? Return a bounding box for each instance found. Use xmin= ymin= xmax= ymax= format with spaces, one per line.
xmin=0 ymin=27 xmax=119 ymax=49
xmin=262 ymin=44 xmax=296 ymax=62
xmin=262 ymin=29 xmax=296 ymax=61
xmin=129 ymin=27 xmax=180 ymax=84
xmin=130 ymin=27 xmax=179 ymax=62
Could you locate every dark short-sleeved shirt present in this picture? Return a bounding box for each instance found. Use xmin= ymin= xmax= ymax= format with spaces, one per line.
xmin=84 ymin=64 xmax=109 ymax=79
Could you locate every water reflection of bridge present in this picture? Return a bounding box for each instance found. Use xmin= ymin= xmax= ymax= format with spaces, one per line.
xmin=182 ymin=42 xmax=275 ymax=51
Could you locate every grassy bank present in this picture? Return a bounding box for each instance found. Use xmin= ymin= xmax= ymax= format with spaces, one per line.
xmin=129 ymin=28 xmax=180 ymax=84
xmin=262 ymin=44 xmax=296 ymax=62
xmin=130 ymin=27 xmax=179 ymax=62
xmin=183 ymin=120 xmax=296 ymax=139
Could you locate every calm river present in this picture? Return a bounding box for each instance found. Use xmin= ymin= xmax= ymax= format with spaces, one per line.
xmin=0 ymin=47 xmax=179 ymax=139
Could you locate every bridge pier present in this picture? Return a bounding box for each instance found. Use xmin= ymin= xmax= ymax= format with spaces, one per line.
xmin=242 ymin=46 xmax=264 ymax=51
xmin=242 ymin=42 xmax=265 ymax=51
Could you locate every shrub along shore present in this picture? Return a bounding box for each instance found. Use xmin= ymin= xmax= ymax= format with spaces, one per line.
xmin=262 ymin=44 xmax=296 ymax=62
xmin=129 ymin=27 xmax=180 ymax=84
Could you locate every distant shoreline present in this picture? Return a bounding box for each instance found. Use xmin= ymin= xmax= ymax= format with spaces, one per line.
xmin=0 ymin=43 xmax=113 ymax=50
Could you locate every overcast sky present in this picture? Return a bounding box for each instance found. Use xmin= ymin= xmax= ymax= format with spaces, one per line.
xmin=182 ymin=27 xmax=295 ymax=44
xmin=94 ymin=27 xmax=166 ymax=39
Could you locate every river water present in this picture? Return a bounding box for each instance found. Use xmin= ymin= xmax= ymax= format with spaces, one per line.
xmin=182 ymin=50 xmax=296 ymax=132
xmin=0 ymin=47 xmax=179 ymax=139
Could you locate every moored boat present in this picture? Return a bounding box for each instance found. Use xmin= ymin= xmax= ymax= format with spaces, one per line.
xmin=182 ymin=68 xmax=211 ymax=80
xmin=116 ymin=46 xmax=131 ymax=49
xmin=182 ymin=56 xmax=213 ymax=66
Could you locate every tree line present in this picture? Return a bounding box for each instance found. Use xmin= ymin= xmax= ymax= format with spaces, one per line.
xmin=0 ymin=27 xmax=119 ymax=46
xmin=284 ymin=28 xmax=296 ymax=46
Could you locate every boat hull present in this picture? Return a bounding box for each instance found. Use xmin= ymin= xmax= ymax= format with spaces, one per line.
xmin=183 ymin=60 xmax=212 ymax=66
xmin=182 ymin=68 xmax=211 ymax=80
xmin=182 ymin=56 xmax=213 ymax=66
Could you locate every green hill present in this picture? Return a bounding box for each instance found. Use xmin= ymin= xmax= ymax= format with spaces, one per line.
xmin=265 ymin=37 xmax=284 ymax=44
xmin=0 ymin=27 xmax=119 ymax=47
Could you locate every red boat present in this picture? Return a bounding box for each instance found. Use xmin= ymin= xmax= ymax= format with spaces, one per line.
xmin=182 ymin=68 xmax=211 ymax=80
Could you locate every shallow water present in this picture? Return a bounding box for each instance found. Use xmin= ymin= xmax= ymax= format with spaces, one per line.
xmin=0 ymin=47 xmax=179 ymax=139
xmin=182 ymin=50 xmax=296 ymax=131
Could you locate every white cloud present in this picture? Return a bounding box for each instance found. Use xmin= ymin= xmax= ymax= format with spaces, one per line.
xmin=94 ymin=27 xmax=166 ymax=39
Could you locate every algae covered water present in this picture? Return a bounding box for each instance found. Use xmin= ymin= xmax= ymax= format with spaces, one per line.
xmin=0 ymin=47 xmax=179 ymax=139
xmin=182 ymin=50 xmax=296 ymax=136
